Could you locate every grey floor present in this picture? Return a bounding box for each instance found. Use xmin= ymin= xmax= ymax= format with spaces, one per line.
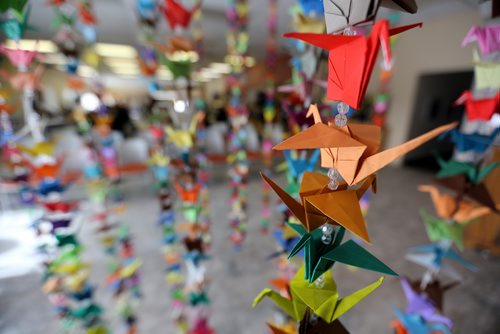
xmin=0 ymin=166 xmax=499 ymax=334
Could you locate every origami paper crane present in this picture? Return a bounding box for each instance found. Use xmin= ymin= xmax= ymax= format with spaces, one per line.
xmin=473 ymin=50 xmax=500 ymax=90
xmin=285 ymin=20 xmax=422 ymax=109
xmin=161 ymin=0 xmax=201 ymax=30
xmin=436 ymin=157 xmax=499 ymax=186
xmin=0 ymin=45 xmax=39 ymax=70
xmin=159 ymin=53 xmax=192 ymax=79
xmin=267 ymin=228 xmax=301 ymax=259
xmin=156 ymin=35 xmax=194 ymax=54
xmin=399 ymin=277 xmax=452 ymax=328
xmin=52 ymin=9 xmax=76 ymax=30
xmin=77 ymin=2 xmax=97 ymax=26
xmin=406 ymin=244 xmax=477 ymax=280
xmin=462 ymin=24 xmax=500 ymax=56
xmin=419 ymin=185 xmax=495 ymax=224
xmin=284 ymin=149 xmax=320 ymax=180
xmin=408 ymin=278 xmax=458 ymax=312
xmin=0 ymin=64 xmax=44 ymax=91
xmin=274 ymin=104 xmax=457 ymax=186
xmin=165 ymin=112 xmax=204 ymax=149
xmin=262 ymin=172 xmax=397 ymax=282
xmin=440 ymin=128 xmax=500 ymax=153
xmin=0 ymin=1 xmax=31 ymax=41
xmin=322 ymin=0 xmax=418 ymax=34
xmin=454 ymin=90 xmax=500 ymax=121
xmin=437 ymin=173 xmax=498 ymax=212
xmin=393 ymin=307 xmax=451 ymax=334
xmin=188 ymin=317 xmax=215 ymax=334
xmin=253 ymin=264 xmax=384 ymax=323
xmin=278 ymin=73 xmax=327 ymax=104
xmin=266 ymin=322 xmax=296 ymax=334
xmin=420 ymin=209 xmax=465 ymax=249
xmin=298 ymin=0 xmax=324 ymax=15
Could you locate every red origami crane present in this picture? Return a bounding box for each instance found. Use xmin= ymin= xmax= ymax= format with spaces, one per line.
xmin=284 ymin=20 xmax=422 ymax=109
xmin=454 ymin=90 xmax=500 ymax=121
xmin=162 ymin=0 xmax=201 ymax=30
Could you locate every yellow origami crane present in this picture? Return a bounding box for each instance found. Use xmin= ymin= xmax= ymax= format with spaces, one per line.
xmin=165 ymin=111 xmax=204 ymax=149
xmin=274 ymin=105 xmax=457 ymax=186
xmin=295 ymin=12 xmax=325 ymax=34
xmin=253 ymin=264 xmax=383 ymax=323
xmin=17 ymin=140 xmax=56 ymax=156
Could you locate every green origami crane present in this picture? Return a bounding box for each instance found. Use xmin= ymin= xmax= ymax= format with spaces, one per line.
xmin=52 ymin=8 xmax=76 ymax=30
xmin=288 ymin=223 xmax=397 ymax=283
xmin=0 ymin=0 xmax=28 ymax=13
xmin=0 ymin=6 xmax=32 ymax=41
xmin=55 ymin=233 xmax=80 ymax=248
xmin=436 ymin=157 xmax=499 ymax=184
xmin=159 ymin=53 xmax=192 ymax=79
xmin=70 ymin=303 xmax=103 ymax=320
xmin=420 ymin=209 xmax=465 ymax=250
xmin=253 ymin=264 xmax=384 ymax=323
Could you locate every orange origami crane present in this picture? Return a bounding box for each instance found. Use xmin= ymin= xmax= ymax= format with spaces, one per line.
xmin=155 ymin=35 xmax=194 ymax=54
xmin=0 ymin=65 xmax=44 ymax=91
xmin=284 ymin=20 xmax=422 ymax=109
xmin=418 ymin=185 xmax=496 ymax=224
xmin=261 ymin=171 xmax=375 ymax=243
xmin=274 ymin=105 xmax=457 ymax=186
xmin=162 ymin=0 xmax=201 ymax=30
xmin=454 ymin=90 xmax=500 ymax=121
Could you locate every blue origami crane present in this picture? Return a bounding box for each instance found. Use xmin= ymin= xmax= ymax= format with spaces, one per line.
xmin=439 ymin=128 xmax=500 ymax=153
xmin=298 ymin=0 xmax=324 ymax=15
xmin=266 ymin=229 xmax=301 ymax=259
xmin=284 ymin=149 xmax=320 ymax=180
xmin=393 ymin=307 xmax=451 ymax=334
xmin=406 ymin=243 xmax=477 ymax=280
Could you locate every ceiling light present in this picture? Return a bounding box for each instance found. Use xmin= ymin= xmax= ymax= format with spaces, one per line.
xmin=80 ymin=92 xmax=100 ymax=112
xmin=78 ymin=65 xmax=98 ymax=78
xmin=174 ymin=100 xmax=187 ymax=113
xmin=210 ymin=62 xmax=231 ymax=74
xmin=4 ymin=39 xmax=58 ymax=53
xmin=95 ymin=43 xmax=137 ymax=58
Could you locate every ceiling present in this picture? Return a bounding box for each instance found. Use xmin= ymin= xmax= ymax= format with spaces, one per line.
xmin=23 ymin=0 xmax=482 ymax=63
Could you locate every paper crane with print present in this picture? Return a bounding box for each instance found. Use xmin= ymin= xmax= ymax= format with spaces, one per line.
xmin=284 ymin=20 xmax=422 ymax=109
xmin=322 ymin=0 xmax=418 ymax=33
xmin=274 ymin=104 xmax=457 ymax=186
xmin=440 ymin=128 xmax=500 ymax=154
xmin=462 ymin=24 xmax=500 ymax=56
xmin=253 ymin=264 xmax=384 ymax=324
xmin=262 ymin=172 xmax=397 ymax=283
xmin=454 ymin=90 xmax=500 ymax=121
xmin=0 ymin=45 xmax=39 ymax=71
xmin=162 ymin=0 xmax=201 ymax=30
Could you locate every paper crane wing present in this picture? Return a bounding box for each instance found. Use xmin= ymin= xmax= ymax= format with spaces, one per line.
xmin=322 ymin=240 xmax=397 ymax=276
xmin=351 ymin=122 xmax=457 ymax=185
xmin=253 ymin=288 xmax=304 ymax=321
xmin=473 ymin=50 xmax=500 ymax=90
xmin=454 ymin=90 xmax=500 ymax=121
xmin=261 ymin=173 xmax=307 ymax=225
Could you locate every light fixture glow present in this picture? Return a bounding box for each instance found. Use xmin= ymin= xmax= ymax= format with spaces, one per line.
xmin=80 ymin=92 xmax=100 ymax=112
xmin=5 ymin=39 xmax=58 ymax=53
xmin=95 ymin=43 xmax=137 ymax=58
xmin=174 ymin=100 xmax=187 ymax=113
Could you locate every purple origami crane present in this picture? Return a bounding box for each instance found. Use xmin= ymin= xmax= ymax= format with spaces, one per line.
xmin=462 ymin=24 xmax=500 ymax=56
xmin=400 ymin=277 xmax=453 ymax=329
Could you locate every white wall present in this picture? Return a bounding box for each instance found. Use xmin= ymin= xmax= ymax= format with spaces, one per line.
xmin=385 ymin=9 xmax=484 ymax=155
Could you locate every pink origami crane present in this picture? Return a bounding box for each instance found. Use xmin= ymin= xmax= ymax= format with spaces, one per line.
xmin=284 ymin=20 xmax=422 ymax=109
xmin=0 ymin=45 xmax=39 ymax=70
xmin=278 ymin=72 xmax=327 ymax=104
xmin=462 ymin=25 xmax=500 ymax=56
xmin=454 ymin=90 xmax=500 ymax=121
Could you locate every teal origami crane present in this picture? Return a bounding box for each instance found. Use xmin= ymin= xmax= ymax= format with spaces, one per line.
xmin=262 ymin=172 xmax=397 ymax=283
xmin=436 ymin=156 xmax=499 ymax=184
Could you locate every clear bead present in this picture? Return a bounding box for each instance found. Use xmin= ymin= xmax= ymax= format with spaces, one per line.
xmin=337 ymin=102 xmax=349 ymax=115
xmin=309 ymin=313 xmax=319 ymax=325
xmin=314 ymin=274 xmax=325 ymax=289
xmin=343 ymin=26 xmax=357 ymax=36
xmin=321 ymin=234 xmax=332 ymax=245
xmin=335 ymin=114 xmax=348 ymax=127
xmin=322 ymin=224 xmax=334 ymax=236
xmin=328 ymin=178 xmax=339 ymax=190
